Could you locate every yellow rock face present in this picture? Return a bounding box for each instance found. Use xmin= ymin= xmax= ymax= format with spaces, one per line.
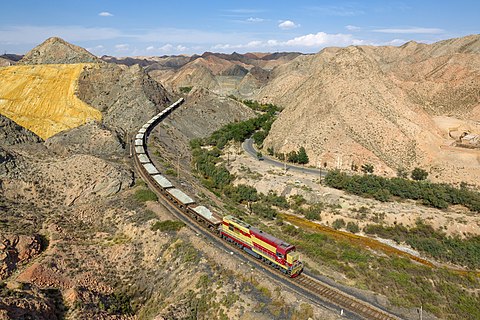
xmin=0 ymin=64 xmax=102 ymax=139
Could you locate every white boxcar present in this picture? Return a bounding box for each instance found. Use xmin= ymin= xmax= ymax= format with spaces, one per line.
xmin=152 ymin=174 xmax=173 ymax=189
xmin=167 ymin=188 xmax=195 ymax=206
xmin=134 ymin=139 xmax=143 ymax=146
xmin=135 ymin=146 xmax=145 ymax=154
xmin=143 ymin=163 xmax=159 ymax=175
xmin=137 ymin=154 xmax=150 ymax=164
xmin=191 ymin=205 xmax=221 ymax=225
xmin=138 ymin=128 xmax=147 ymax=134
xmin=135 ymin=133 xmax=144 ymax=140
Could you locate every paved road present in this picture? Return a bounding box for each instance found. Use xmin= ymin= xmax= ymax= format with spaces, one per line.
xmin=242 ymin=138 xmax=326 ymax=177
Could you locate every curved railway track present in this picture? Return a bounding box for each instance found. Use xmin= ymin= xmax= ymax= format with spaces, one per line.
xmin=132 ymin=99 xmax=404 ymax=320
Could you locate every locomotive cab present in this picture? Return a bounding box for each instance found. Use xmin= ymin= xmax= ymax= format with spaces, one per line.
xmin=286 ymin=248 xmax=299 ymax=265
xmin=285 ymin=247 xmax=303 ymax=276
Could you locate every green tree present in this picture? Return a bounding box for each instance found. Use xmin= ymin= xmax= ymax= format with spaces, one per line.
xmin=287 ymin=150 xmax=298 ymax=163
xmin=411 ymin=167 xmax=428 ymax=181
xmin=297 ymin=147 xmax=309 ymax=164
xmin=361 ymin=163 xmax=374 ymax=174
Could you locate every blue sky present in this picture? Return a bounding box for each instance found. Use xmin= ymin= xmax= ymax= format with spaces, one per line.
xmin=0 ymin=0 xmax=478 ymax=56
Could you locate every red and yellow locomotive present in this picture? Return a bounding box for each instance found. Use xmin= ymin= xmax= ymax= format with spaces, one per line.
xmin=221 ymin=215 xmax=303 ymax=277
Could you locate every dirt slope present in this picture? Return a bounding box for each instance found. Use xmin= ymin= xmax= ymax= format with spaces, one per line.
xmin=257 ymin=34 xmax=480 ymax=184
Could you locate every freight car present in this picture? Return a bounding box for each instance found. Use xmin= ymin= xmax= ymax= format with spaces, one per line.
xmin=134 ymin=97 xmax=303 ymax=278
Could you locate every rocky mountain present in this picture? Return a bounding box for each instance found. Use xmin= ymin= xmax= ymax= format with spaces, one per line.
xmin=257 ymin=34 xmax=480 ymax=184
xmin=18 ymin=37 xmax=101 ymax=65
xmin=76 ymin=63 xmax=170 ymax=136
xmin=0 ymin=54 xmax=23 ymax=62
xmin=0 ymin=115 xmax=42 ymax=145
xmin=149 ymin=51 xmax=300 ymax=97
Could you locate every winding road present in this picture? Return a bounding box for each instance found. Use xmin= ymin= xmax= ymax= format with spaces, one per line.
xmin=242 ymin=138 xmax=326 ymax=176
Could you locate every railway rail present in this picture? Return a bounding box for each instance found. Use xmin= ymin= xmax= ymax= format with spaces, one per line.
xmin=131 ymin=98 xmax=404 ymax=320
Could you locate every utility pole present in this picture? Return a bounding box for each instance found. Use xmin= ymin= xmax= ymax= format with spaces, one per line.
xmin=177 ymin=154 xmax=180 ymax=179
xmin=318 ymin=161 xmax=322 ymax=184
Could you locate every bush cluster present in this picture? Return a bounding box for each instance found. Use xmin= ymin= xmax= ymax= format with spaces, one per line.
xmin=134 ymin=188 xmax=158 ymax=203
xmin=151 ymin=220 xmax=185 ymax=232
xmin=364 ymin=222 xmax=480 ymax=269
xmin=324 ymin=170 xmax=480 ymax=211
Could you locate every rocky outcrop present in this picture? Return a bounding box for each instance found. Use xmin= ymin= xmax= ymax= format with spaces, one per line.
xmin=77 ymin=63 xmax=170 ymax=135
xmin=167 ymin=88 xmax=256 ymax=140
xmin=0 ymin=147 xmax=17 ymax=176
xmin=0 ymin=234 xmax=43 ymax=280
xmin=45 ymin=122 xmax=124 ymax=158
xmin=0 ymin=57 xmax=13 ymax=67
xmin=0 ymin=284 xmax=63 ymax=320
xmin=18 ymin=37 xmax=101 ymax=65
xmin=0 ymin=115 xmax=42 ymax=145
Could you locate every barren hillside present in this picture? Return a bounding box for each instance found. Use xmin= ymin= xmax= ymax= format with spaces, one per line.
xmin=257 ymin=34 xmax=480 ymax=184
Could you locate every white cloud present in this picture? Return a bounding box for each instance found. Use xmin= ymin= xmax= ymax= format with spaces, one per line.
xmin=246 ymin=17 xmax=264 ymax=23
xmin=385 ymin=39 xmax=408 ymax=46
xmin=213 ymin=32 xmax=365 ymax=51
xmin=345 ymin=25 xmax=361 ymax=31
xmin=278 ymin=20 xmax=299 ymax=30
xmin=115 ymin=43 xmax=129 ymax=51
xmin=156 ymin=44 xmax=188 ymax=53
xmin=176 ymin=45 xmax=187 ymax=52
xmin=146 ymin=46 xmax=155 ymax=52
xmin=373 ymin=27 xmax=444 ymax=34
xmin=86 ymin=45 xmax=106 ymax=55
xmin=285 ymin=32 xmax=364 ymax=47
xmin=159 ymin=44 xmax=174 ymax=52
xmin=99 ymin=12 xmax=113 ymax=17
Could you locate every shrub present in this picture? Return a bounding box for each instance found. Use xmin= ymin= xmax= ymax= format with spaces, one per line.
xmin=179 ymin=86 xmax=192 ymax=93
xmin=346 ymin=222 xmax=360 ymax=233
xmin=282 ymin=224 xmax=300 ymax=237
xmin=411 ymin=167 xmax=428 ymax=181
xmin=289 ymin=194 xmax=307 ymax=209
xmin=151 ymin=220 xmax=185 ymax=232
xmin=361 ymin=163 xmax=374 ymax=174
xmin=134 ymin=188 xmax=158 ymax=203
xmin=251 ymin=202 xmax=277 ymax=220
xmin=332 ymin=218 xmax=346 ymax=230
xmin=262 ymin=191 xmax=289 ymax=209
xmin=223 ymin=184 xmax=258 ymax=204
xmin=305 ymin=210 xmax=320 ymax=221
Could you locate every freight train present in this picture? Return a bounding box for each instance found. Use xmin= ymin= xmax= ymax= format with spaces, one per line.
xmin=134 ymin=98 xmax=303 ymax=277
